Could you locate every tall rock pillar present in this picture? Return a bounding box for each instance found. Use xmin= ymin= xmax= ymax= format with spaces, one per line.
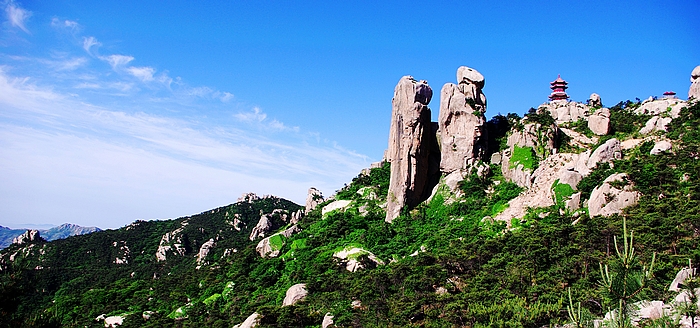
xmin=438 ymin=66 xmax=488 ymax=174
xmin=689 ymin=65 xmax=700 ymax=100
xmin=385 ymin=76 xmax=434 ymax=222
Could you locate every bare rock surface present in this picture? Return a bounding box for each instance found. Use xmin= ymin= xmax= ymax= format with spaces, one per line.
xmin=541 ymin=101 xmax=590 ymax=123
xmin=305 ymin=188 xmax=324 ymax=213
xmin=233 ymin=312 xmax=260 ymax=328
xmin=322 ymin=313 xmax=335 ymax=328
xmin=589 ymin=93 xmax=602 ymax=107
xmin=155 ymin=222 xmax=188 ymax=262
xmin=574 ymin=138 xmax=622 ymax=176
xmin=588 ymin=173 xmax=640 ymax=217
xmin=670 ymin=267 xmax=697 ymax=292
xmin=650 ymin=140 xmax=672 ymax=155
xmin=587 ymin=107 xmax=610 ymax=135
xmin=282 ymin=283 xmax=308 ymax=306
xmin=640 ymin=116 xmax=673 ymax=135
xmin=689 ymin=65 xmax=700 ymax=100
xmin=636 ymin=98 xmax=685 ymax=118
xmin=322 ymin=200 xmax=352 ymax=215
xmin=333 ymin=247 xmax=384 ymax=272
xmin=494 ymin=153 xmax=579 ymax=223
xmin=196 ymin=238 xmax=215 ymax=265
xmin=12 ymin=230 xmax=40 ymax=245
xmin=249 ymin=215 xmax=273 ymax=241
xmin=439 ymin=66 xmax=487 ymax=174
xmin=386 ymin=76 xmax=434 ymax=222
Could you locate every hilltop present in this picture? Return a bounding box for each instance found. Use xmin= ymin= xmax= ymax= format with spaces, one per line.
xmin=1 ymin=65 xmax=700 ymax=327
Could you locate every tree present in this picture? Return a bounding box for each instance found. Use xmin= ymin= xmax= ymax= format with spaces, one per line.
xmin=598 ymin=218 xmax=655 ymax=327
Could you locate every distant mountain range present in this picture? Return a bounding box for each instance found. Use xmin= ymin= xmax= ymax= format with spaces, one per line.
xmin=0 ymin=223 xmax=101 ymax=248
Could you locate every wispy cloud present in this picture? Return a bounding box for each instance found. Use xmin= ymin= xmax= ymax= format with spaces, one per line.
xmin=82 ymin=36 xmax=100 ymax=54
xmin=50 ymin=18 xmax=79 ymax=31
xmin=235 ymin=106 xmax=267 ymax=122
xmin=234 ymin=107 xmax=300 ymax=132
xmin=5 ymin=2 xmax=31 ymax=33
xmin=126 ymin=66 xmax=155 ymax=82
xmin=101 ymin=54 xmax=134 ymax=70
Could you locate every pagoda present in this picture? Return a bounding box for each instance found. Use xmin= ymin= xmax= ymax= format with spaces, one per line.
xmin=549 ymin=75 xmax=569 ymax=102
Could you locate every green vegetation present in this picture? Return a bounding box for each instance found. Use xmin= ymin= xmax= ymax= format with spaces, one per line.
xmin=552 ymin=179 xmax=576 ymax=206
xmin=510 ymin=145 xmax=537 ymax=170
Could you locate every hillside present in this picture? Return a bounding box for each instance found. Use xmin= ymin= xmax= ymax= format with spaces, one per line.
xmin=1 ymin=66 xmax=700 ymax=327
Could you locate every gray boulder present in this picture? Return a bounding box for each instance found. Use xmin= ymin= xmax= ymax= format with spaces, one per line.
xmin=589 ymin=93 xmax=602 ymax=107
xmin=588 ymin=173 xmax=640 ymax=217
xmin=587 ymin=107 xmax=610 ymax=136
xmin=650 ymin=140 xmax=672 ymax=155
xmin=282 ymin=283 xmax=308 ymax=306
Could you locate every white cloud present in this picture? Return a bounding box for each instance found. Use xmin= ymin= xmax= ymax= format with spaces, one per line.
xmin=51 ymin=18 xmax=79 ymax=31
xmin=82 ymin=36 xmax=101 ymax=54
xmin=55 ymin=57 xmax=87 ymax=71
xmin=126 ymin=66 xmax=155 ymax=82
xmin=5 ymin=3 xmax=31 ymax=33
xmin=101 ymin=54 xmax=134 ymax=70
xmin=219 ymin=92 xmax=234 ymax=102
xmin=235 ymin=106 xmax=267 ymax=122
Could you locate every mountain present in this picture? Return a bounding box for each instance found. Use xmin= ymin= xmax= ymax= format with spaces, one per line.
xmin=0 ymin=223 xmax=101 ymax=249
xmin=1 ymin=66 xmax=700 ymax=327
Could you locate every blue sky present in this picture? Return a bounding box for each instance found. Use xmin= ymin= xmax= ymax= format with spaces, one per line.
xmin=1 ymin=1 xmax=698 ymax=229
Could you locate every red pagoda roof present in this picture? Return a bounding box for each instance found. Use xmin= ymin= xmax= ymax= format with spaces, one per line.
xmin=663 ymin=91 xmax=676 ymax=95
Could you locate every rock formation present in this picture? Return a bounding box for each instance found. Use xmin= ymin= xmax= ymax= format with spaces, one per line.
xmin=439 ymin=66 xmax=487 ymax=174
xmin=233 ymin=312 xmax=260 ymax=328
xmin=588 ymin=173 xmax=640 ymax=217
xmin=333 ymin=247 xmax=384 ymax=272
xmin=690 ymin=65 xmax=700 ymax=100
xmin=256 ymin=225 xmax=301 ymax=258
xmin=589 ymin=93 xmax=602 ymax=107
xmin=385 ymin=76 xmax=435 ymax=222
xmin=282 ymin=283 xmax=308 ymax=306
xmin=196 ymin=238 xmax=215 ymax=265
xmin=322 ymin=313 xmax=335 ymax=328
xmin=249 ymin=214 xmax=273 ymax=241
xmin=12 ymin=230 xmax=41 ymax=245
xmin=587 ymin=107 xmax=610 ymax=136
xmin=305 ymin=188 xmax=323 ymax=213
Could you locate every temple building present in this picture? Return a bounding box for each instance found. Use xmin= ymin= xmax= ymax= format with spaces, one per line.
xmin=549 ymin=75 xmax=569 ymax=102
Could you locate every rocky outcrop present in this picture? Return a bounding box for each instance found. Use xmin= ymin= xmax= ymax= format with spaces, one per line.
xmin=690 ymin=65 xmax=700 ymax=100
xmin=574 ymin=138 xmax=622 ymax=176
xmin=322 ymin=200 xmax=352 ymax=215
xmin=386 ymin=76 xmax=435 ymax=222
xmin=322 ymin=313 xmax=334 ymax=328
xmin=587 ymin=107 xmax=610 ymax=136
xmin=650 ymin=140 xmax=672 ymax=155
xmin=282 ymin=283 xmax=308 ymax=306
xmin=640 ymin=116 xmax=673 ymax=135
xmin=305 ymin=188 xmax=323 ymax=213
xmin=233 ymin=312 xmax=260 ymax=328
xmin=333 ymin=247 xmax=384 ymax=272
xmin=249 ymin=215 xmax=273 ymax=241
xmin=589 ymin=93 xmax=602 ymax=107
xmin=255 ymin=225 xmax=301 ymax=258
xmin=12 ymin=230 xmax=41 ymax=245
xmin=155 ymin=223 xmax=188 ymax=262
xmin=636 ymin=98 xmax=685 ymax=118
xmin=670 ymin=267 xmax=696 ymax=292
xmin=541 ymin=101 xmax=590 ymax=123
xmin=501 ymin=122 xmax=558 ymax=188
xmin=438 ymin=66 xmax=487 ymax=174
xmin=196 ymin=238 xmax=215 ymax=265
xmin=588 ymin=173 xmax=640 ymax=217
